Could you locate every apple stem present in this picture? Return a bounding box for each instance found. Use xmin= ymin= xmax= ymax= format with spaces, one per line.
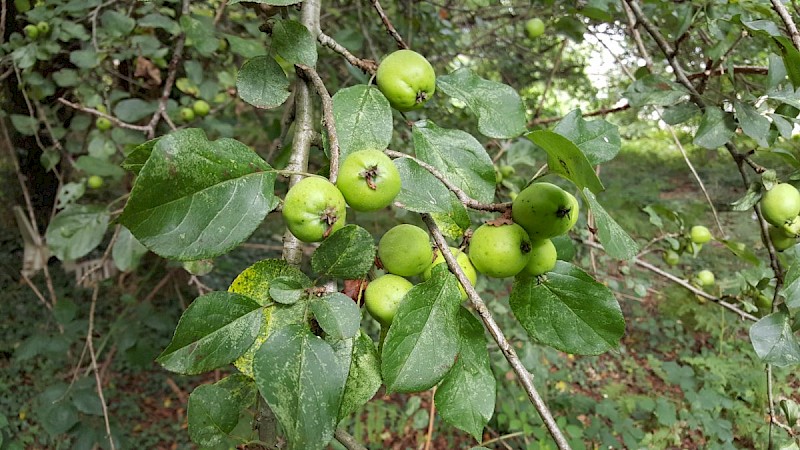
xmin=360 ymin=165 xmax=380 ymax=190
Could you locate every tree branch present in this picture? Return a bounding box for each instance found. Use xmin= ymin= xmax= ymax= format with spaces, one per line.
xmin=384 ymin=150 xmax=509 ymax=212
xmin=318 ymin=31 xmax=378 ymax=74
xmin=370 ymin=0 xmax=409 ymax=49
xmin=771 ymin=0 xmax=800 ymax=50
xmin=421 ymin=214 xmax=572 ymax=450
xmin=296 ymin=64 xmax=340 ymax=184
xmin=530 ymin=103 xmax=630 ymax=126
xmin=334 ymin=429 xmax=368 ymax=450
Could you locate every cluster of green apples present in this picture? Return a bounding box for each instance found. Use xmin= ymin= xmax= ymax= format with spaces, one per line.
xmin=661 ymin=224 xmax=716 ymax=288
xmin=761 ymin=183 xmax=800 ymax=251
xmin=362 ymin=182 xmax=580 ymax=327
xmin=23 ymin=20 xmax=50 ymax=40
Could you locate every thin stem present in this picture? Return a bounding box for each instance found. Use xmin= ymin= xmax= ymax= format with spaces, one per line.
xmin=334 ymin=429 xmax=368 ymax=450
xmin=384 ymin=150 xmax=509 ymax=212
xmin=423 ymin=387 xmax=436 ymax=450
xmin=88 ymin=286 xmax=116 ymax=450
xmin=318 ymin=32 xmax=378 ymax=74
xmin=421 ymin=214 xmax=572 ymax=450
xmin=370 ymin=0 xmax=409 ymax=49
xmin=57 ymin=99 xmax=151 ymax=132
xmin=771 ymin=0 xmax=800 ymax=50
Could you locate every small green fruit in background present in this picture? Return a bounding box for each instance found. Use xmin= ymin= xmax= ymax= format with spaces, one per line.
xmin=378 ymin=224 xmax=433 ymax=277
xmin=525 ymin=18 xmax=545 ymax=39
xmin=469 ymin=222 xmax=531 ymax=278
xmin=662 ymin=249 xmax=680 ymax=266
xmin=364 ymin=274 xmax=413 ymax=326
xmin=761 ymin=183 xmax=800 ymax=227
xmin=95 ymin=117 xmax=112 ymax=131
xmin=180 ymin=107 xmax=195 ymax=122
xmin=423 ymin=246 xmax=477 ymax=300
xmin=696 ymin=269 xmax=715 ymax=287
xmin=769 ymin=225 xmax=796 ymax=252
xmin=376 ymin=49 xmax=436 ymax=111
xmin=87 ymin=175 xmax=104 ymax=189
xmin=192 ymin=100 xmax=211 ymax=117
xmin=690 ymin=225 xmax=712 ymax=244
xmin=523 ymin=238 xmax=557 ymax=276
xmin=36 ymin=21 xmax=50 ymax=36
xmin=23 ymin=24 xmax=39 ymax=39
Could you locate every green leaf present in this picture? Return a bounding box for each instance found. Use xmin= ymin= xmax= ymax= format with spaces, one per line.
xmin=138 ymin=13 xmax=181 ymax=35
xmin=553 ymin=109 xmax=621 ymax=165
xmin=734 ymin=100 xmax=770 ymax=147
xmin=272 ymin=19 xmax=317 ymax=66
xmin=100 ymin=10 xmax=135 ymax=37
xmin=436 ymin=68 xmax=526 ymax=139
xmin=749 ymin=311 xmax=800 ymax=367
xmin=338 ymin=331 xmax=382 ymax=420
xmin=224 ymin=34 xmax=268 ymax=58
xmin=36 ymin=384 xmax=79 ymax=436
xmin=311 ymin=225 xmax=376 ymax=279
xmin=331 ymin=85 xmax=393 ymax=160
xmin=180 ymin=15 xmax=219 ymax=56
xmin=113 ymin=98 xmax=157 ymax=122
xmin=781 ymin=262 xmax=800 ymax=313
xmin=624 ymin=75 xmax=688 ymax=107
xmin=311 ymin=293 xmax=361 ymax=340
xmin=187 ymin=384 xmax=239 ymax=447
xmin=527 ymin=130 xmax=604 ymax=194
xmin=268 ymin=277 xmax=306 ymax=305
xmin=253 ymin=324 xmax=346 ymax=450
xmin=718 ymin=239 xmax=760 ymax=266
xmin=583 ymin=188 xmax=638 ymax=260
xmin=431 ymin=196 xmax=471 ymax=241
xmin=661 ymin=102 xmax=700 ymax=125
xmin=10 ymin=114 xmax=38 ymax=135
xmin=69 ymin=49 xmax=100 ymax=69
xmin=693 ymin=106 xmax=737 ymax=149
xmin=111 ymin=226 xmax=148 ymax=272
xmin=776 ymin=37 xmax=800 ymax=89
xmin=413 ymin=120 xmax=496 ymax=204
xmin=381 ymin=264 xmax=461 ymax=393
xmin=770 ymin=113 xmax=794 ymax=139
xmin=394 ymin=157 xmax=466 ymax=216
xmin=236 ymin=55 xmax=290 ymax=109
xmin=157 ymin=292 xmax=264 ymax=375
xmin=510 ymin=261 xmax=625 ymax=355
xmin=119 ymin=128 xmax=277 ymax=260
xmin=45 ymin=205 xmax=109 ymax=261
xmin=435 ymin=308 xmax=495 ymax=441
xmin=121 ymin=138 xmax=159 ymax=175
xmin=730 ymin=182 xmax=763 ymax=212
xmin=74 ymin=155 xmax=126 ymax=178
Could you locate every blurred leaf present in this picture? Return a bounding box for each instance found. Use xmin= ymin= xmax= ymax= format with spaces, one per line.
xmin=272 ymin=19 xmax=317 ymax=66
xmin=694 ymin=107 xmax=736 ymax=149
xmin=112 ymin=226 xmax=148 ymax=272
xmin=510 ymin=261 xmax=625 ymax=355
xmin=624 ymin=75 xmax=688 ymax=107
xmin=528 ymin=131 xmax=604 ymax=194
xmin=311 ymin=293 xmax=361 ymax=340
xmin=74 ymin=155 xmax=126 ymax=178
xmin=583 ymin=189 xmax=638 ymax=260
xmin=331 ymin=85 xmax=392 ymax=160
xmin=436 ymin=68 xmax=526 ymax=139
xmin=311 ymin=225 xmax=376 ymax=279
xmin=69 ymin=49 xmax=100 ymax=69
xmin=230 ymin=0 xmax=301 ymax=4
xmin=10 ymin=114 xmax=38 ymax=135
xmin=253 ymin=324 xmax=345 ymax=450
xmin=181 ymin=15 xmax=219 ymax=56
xmin=45 ymin=205 xmax=109 ymax=261
xmin=114 ymin=98 xmax=157 ymax=122
xmin=236 ymin=55 xmax=290 ymax=109
xmin=119 ymin=129 xmax=277 ymax=260
xmin=749 ymin=311 xmax=800 ymax=367
xmin=413 ymin=120 xmax=496 ymax=204
xmin=731 ymin=182 xmax=763 ymax=211
xmin=382 ymin=264 xmax=461 ymax=393
xmin=157 ymin=292 xmax=264 ymax=375
xmin=100 ymin=10 xmax=135 ymax=37
xmin=734 ymin=100 xmax=770 ymax=147
xmin=661 ymin=102 xmax=700 ymax=125
xmin=188 ymin=384 xmax=240 ymax=447
xmin=553 ymin=109 xmax=621 ymax=165
xmin=138 ymin=13 xmax=181 ymax=35
xmin=718 ymin=239 xmax=760 ymax=266
xmin=781 ymin=262 xmax=800 ymax=313
xmin=435 ymin=308 xmax=495 ymax=441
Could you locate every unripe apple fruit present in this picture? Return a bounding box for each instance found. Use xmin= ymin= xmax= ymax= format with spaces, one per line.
xmin=364 ymin=274 xmax=413 ymax=326
xmin=512 ymin=182 xmax=579 ymax=239
xmin=525 ymin=18 xmax=545 ymax=39
xmin=336 ymin=150 xmax=401 ymax=212
xmin=762 ymin=183 xmax=800 ymax=227
xmin=378 ymin=224 xmax=433 ymax=277
xmin=523 ymin=238 xmax=557 ymax=276
xmin=469 ymin=222 xmax=531 ymax=278
xmin=376 ymin=49 xmax=436 ymax=112
xmin=696 ymin=269 xmax=715 ymax=287
xmin=690 ymin=225 xmax=712 ymax=244
xmin=423 ymin=246 xmax=477 ymax=299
